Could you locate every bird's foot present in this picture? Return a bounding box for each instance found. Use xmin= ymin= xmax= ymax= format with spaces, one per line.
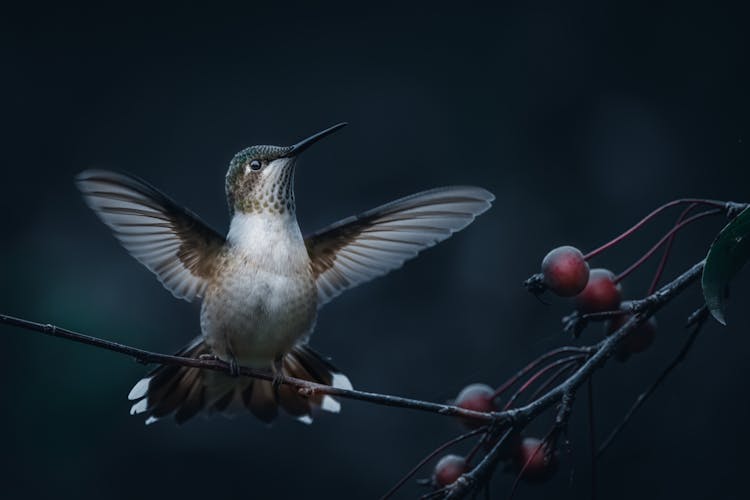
xmin=224 ymin=342 xmax=241 ymax=377
xmin=228 ymin=357 xmax=241 ymax=377
xmin=198 ymin=353 xmax=239 ymax=376
xmin=271 ymin=358 xmax=284 ymax=391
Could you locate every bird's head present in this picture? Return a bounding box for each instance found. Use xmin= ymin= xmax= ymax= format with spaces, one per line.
xmin=225 ymin=122 xmax=347 ymax=216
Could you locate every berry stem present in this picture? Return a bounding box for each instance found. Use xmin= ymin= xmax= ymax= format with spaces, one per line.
xmin=492 ymin=347 xmax=590 ymax=399
xmin=508 ymin=428 xmax=558 ymax=500
xmin=502 ymin=355 xmax=586 ymax=411
xmin=647 ymin=203 xmax=697 ymax=294
xmin=583 ymin=198 xmax=725 ymax=261
xmin=509 ymin=445 xmax=545 ymax=499
xmin=465 ymin=435 xmax=488 ymax=465
xmin=614 ymin=208 xmax=721 ymax=283
xmin=380 ymin=427 xmax=487 ymax=500
xmin=526 ymin=362 xmax=579 ymax=402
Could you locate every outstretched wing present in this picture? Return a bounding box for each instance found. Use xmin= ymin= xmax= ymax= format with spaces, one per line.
xmin=76 ymin=170 xmax=226 ymax=301
xmin=305 ymin=186 xmax=494 ymax=307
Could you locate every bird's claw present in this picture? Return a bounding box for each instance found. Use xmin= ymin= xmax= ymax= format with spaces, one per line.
xmin=271 ymin=358 xmax=284 ymax=391
xmin=197 ymin=353 xmax=239 ymax=376
xmin=228 ymin=358 xmax=241 ymax=377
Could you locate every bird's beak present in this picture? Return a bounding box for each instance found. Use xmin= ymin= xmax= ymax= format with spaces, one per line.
xmin=283 ymin=122 xmax=348 ymax=157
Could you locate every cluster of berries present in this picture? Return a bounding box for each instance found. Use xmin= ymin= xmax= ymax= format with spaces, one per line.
xmin=430 ymin=243 xmax=667 ymax=490
xmin=432 ymin=437 xmax=556 ymax=488
xmin=542 ymin=245 xmax=656 ymax=360
xmin=431 ymin=385 xmax=557 ymax=488
xmin=424 ymin=199 xmax=730 ymax=494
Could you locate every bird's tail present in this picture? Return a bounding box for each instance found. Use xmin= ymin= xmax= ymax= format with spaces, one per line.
xmin=127 ymin=339 xmax=352 ymax=425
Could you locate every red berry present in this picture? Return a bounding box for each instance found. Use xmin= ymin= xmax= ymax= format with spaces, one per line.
xmin=606 ymin=315 xmax=657 ymax=360
xmin=454 ymin=383 xmax=496 ymax=429
xmin=575 ymin=268 xmax=622 ymax=313
xmin=433 ymin=454 xmax=468 ymax=487
xmin=541 ymin=246 xmax=590 ymax=297
xmin=513 ymin=437 xmax=557 ymax=483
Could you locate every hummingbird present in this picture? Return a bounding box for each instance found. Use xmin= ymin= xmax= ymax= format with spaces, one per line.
xmin=76 ymin=123 xmax=494 ymax=425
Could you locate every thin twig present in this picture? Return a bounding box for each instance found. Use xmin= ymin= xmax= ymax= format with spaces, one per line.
xmin=1 ymin=262 xmax=705 ymax=426
xmin=492 ymin=346 xmax=591 ymax=399
xmin=583 ymin=198 xmax=726 ymax=260
xmin=587 ymin=378 xmax=597 ymax=500
xmin=443 ymin=428 xmax=515 ymax=499
xmin=507 ymin=424 xmax=560 ymax=500
xmin=527 ymin=362 xmax=579 ymax=403
xmin=0 ymin=259 xmax=709 ymax=500
xmin=0 ymin=313 xmax=497 ymax=423
xmin=596 ymin=306 xmax=710 ymax=458
xmin=506 ymin=260 xmax=704 ymax=432
xmin=648 ymin=203 xmax=697 ymax=294
xmin=614 ymin=209 xmax=721 ymax=283
xmin=380 ymin=427 xmax=488 ymax=500
xmin=465 ymin=433 xmax=491 ymax=465
xmin=502 ymin=356 xmax=586 ymax=410
xmin=0 ymin=254 xmax=696 ymax=431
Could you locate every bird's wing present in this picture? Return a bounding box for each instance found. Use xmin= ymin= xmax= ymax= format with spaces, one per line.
xmin=76 ymin=170 xmax=226 ymax=302
xmin=305 ymin=186 xmax=494 ymax=307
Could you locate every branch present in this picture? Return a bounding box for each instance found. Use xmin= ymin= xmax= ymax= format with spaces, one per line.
xmin=0 ymin=313 xmax=496 ymax=423
xmin=587 ymin=377 xmax=597 ymax=500
xmin=596 ymin=305 xmax=710 ymax=458
xmin=427 ymin=261 xmax=706 ymax=498
xmin=507 ymin=260 xmax=704 ymax=429
xmin=380 ymin=427 xmax=488 ymax=500
xmin=1 ymin=258 xmax=707 ymax=500
xmin=443 ymin=428 xmax=515 ymax=499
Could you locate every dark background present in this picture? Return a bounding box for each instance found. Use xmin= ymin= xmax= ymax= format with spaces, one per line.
xmin=1 ymin=2 xmax=748 ymax=499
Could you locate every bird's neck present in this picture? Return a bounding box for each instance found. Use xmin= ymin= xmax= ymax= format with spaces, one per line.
xmin=226 ymin=212 xmax=308 ymax=269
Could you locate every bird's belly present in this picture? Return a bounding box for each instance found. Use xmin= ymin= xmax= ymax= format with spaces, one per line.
xmin=201 ymin=269 xmax=316 ymax=367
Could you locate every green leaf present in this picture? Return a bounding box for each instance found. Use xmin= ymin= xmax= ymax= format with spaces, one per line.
xmin=702 ymin=206 xmax=750 ymax=325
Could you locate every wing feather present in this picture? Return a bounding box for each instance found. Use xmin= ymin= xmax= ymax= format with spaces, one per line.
xmin=76 ymin=170 xmax=225 ymax=301
xmin=305 ymin=186 xmax=494 ymax=306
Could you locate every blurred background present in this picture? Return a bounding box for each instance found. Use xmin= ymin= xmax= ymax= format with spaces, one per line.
xmin=1 ymin=2 xmax=748 ymax=499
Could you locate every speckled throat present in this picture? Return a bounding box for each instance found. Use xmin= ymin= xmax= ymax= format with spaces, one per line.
xmin=225 ymin=145 xmax=297 ymax=216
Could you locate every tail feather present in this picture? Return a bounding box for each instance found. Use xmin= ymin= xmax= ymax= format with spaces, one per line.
xmin=242 ymin=380 xmax=279 ymax=423
xmin=277 ymin=383 xmax=311 ymax=417
xmin=129 ymin=338 xmax=210 ymax=424
xmin=212 ymin=389 xmax=235 ymax=413
xmin=282 ymin=346 xmax=353 ymax=418
xmin=147 ymin=364 xmax=181 ymax=406
xmin=281 ymin=351 xmax=324 ymax=411
xmin=128 ymin=341 xmax=352 ymax=425
xmin=174 ymin=381 xmax=205 ymax=424
xmin=291 ymin=347 xmax=334 ymax=386
xmin=152 ymin=369 xmax=197 ymax=418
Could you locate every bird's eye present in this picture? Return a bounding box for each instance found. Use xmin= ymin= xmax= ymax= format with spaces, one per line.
xmin=249 ymin=160 xmax=262 ymax=171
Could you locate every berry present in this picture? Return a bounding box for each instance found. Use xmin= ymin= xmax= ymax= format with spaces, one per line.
xmin=454 ymin=383 xmax=496 ymax=429
xmin=606 ymin=315 xmax=657 ymax=361
xmin=433 ymin=454 xmax=468 ymax=487
xmin=575 ymin=268 xmax=622 ymax=313
xmin=513 ymin=437 xmax=557 ymax=483
xmin=541 ymin=246 xmax=590 ymax=297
